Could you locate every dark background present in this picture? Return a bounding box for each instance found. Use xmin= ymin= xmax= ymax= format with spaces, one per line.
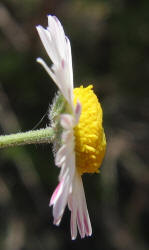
xmin=0 ymin=0 xmax=149 ymax=249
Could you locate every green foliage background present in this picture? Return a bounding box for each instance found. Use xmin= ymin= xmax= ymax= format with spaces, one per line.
xmin=0 ymin=0 xmax=149 ymax=249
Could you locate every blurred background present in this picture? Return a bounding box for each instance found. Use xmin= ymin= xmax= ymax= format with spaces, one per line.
xmin=0 ymin=0 xmax=149 ymax=249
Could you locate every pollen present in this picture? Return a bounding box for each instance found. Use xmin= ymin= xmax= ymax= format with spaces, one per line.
xmin=73 ymin=85 xmax=106 ymax=175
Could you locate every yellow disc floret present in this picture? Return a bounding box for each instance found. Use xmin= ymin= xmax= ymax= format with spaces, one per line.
xmin=73 ymin=85 xmax=106 ymax=175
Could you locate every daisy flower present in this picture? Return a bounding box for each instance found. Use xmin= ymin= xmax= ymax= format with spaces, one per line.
xmin=36 ymin=15 xmax=106 ymax=240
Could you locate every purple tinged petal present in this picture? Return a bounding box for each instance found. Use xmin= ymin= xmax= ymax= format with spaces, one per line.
xmin=75 ymin=100 xmax=82 ymax=124
xmin=60 ymin=114 xmax=74 ymax=129
xmin=50 ymin=179 xmax=64 ymax=206
xmin=77 ymin=210 xmax=85 ymax=238
xmin=84 ymin=212 xmax=92 ymax=236
xmin=52 ymin=180 xmax=70 ymax=225
xmin=69 ymin=172 xmax=92 ymax=239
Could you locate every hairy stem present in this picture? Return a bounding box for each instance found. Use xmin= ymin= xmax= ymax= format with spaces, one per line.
xmin=0 ymin=127 xmax=54 ymax=148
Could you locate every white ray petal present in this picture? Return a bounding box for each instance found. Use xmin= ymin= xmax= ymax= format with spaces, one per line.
xmin=55 ymin=145 xmax=67 ymax=167
xmin=69 ymin=172 xmax=92 ymax=239
xmin=65 ymin=36 xmax=73 ymax=85
xmin=36 ymin=26 xmax=59 ymax=64
xmin=59 ymin=133 xmax=75 ymax=181
xmin=47 ymin=15 xmax=66 ymax=58
xmin=52 ymin=179 xmax=70 ymax=225
xmin=50 ymin=122 xmax=76 ymax=226
xmin=51 ymin=152 xmax=75 ymax=225
xmin=36 ymin=15 xmax=74 ymax=107
xmin=36 ymin=57 xmax=72 ymax=105
xmin=60 ymin=114 xmax=74 ymax=129
xmin=61 ymin=130 xmax=73 ymax=144
xmin=70 ymin=206 xmax=77 ymax=240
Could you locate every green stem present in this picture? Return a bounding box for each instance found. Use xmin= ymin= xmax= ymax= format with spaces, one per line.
xmin=0 ymin=127 xmax=54 ymax=149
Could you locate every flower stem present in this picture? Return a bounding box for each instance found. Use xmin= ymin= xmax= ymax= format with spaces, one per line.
xmin=0 ymin=127 xmax=54 ymax=149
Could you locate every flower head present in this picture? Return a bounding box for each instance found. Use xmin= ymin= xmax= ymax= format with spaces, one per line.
xmin=36 ymin=15 xmax=106 ymax=240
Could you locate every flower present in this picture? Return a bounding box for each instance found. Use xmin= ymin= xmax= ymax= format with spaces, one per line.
xmin=36 ymin=15 xmax=106 ymax=240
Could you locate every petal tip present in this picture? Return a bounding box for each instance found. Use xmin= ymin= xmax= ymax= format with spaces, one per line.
xmin=54 ymin=217 xmax=61 ymax=226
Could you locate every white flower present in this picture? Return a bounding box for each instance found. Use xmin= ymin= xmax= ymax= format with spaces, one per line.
xmin=36 ymin=15 xmax=92 ymax=239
